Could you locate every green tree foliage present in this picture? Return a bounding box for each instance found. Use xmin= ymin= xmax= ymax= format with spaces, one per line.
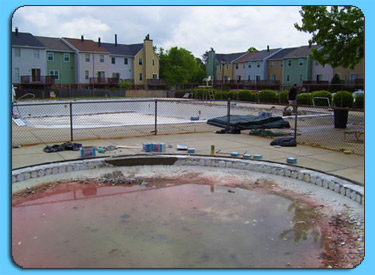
xmin=333 ymin=91 xmax=353 ymax=108
xmin=295 ymin=6 xmax=364 ymax=69
xmin=159 ymin=47 xmax=206 ymax=85
xmin=248 ymin=47 xmax=259 ymax=53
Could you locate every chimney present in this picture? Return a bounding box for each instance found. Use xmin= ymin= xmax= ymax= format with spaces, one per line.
xmin=115 ymin=34 xmax=117 ymax=46
xmin=267 ymin=45 xmax=269 ymax=52
xmin=15 ymin=27 xmax=18 ymax=36
xmin=98 ymin=37 xmax=101 ymax=47
xmin=81 ymin=35 xmax=84 ymax=42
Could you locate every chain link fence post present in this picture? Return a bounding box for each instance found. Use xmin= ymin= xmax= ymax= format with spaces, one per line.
xmin=70 ymin=101 xmax=74 ymax=141
xmin=154 ymin=99 xmax=158 ymax=135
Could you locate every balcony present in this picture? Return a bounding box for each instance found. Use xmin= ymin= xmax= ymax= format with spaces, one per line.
xmin=89 ymin=77 xmax=120 ymax=85
xmin=20 ymin=75 xmax=55 ymax=85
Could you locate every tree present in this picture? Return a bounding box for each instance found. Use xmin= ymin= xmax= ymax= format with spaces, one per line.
xmin=248 ymin=47 xmax=258 ymax=53
xmin=159 ymin=47 xmax=206 ymax=86
xmin=295 ymin=6 xmax=364 ymax=69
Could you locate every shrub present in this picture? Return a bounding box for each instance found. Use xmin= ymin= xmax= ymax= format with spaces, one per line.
xmin=311 ymin=90 xmax=332 ymax=106
xmin=297 ymin=93 xmax=312 ymax=105
xmin=192 ymin=88 xmax=217 ymax=100
xmin=278 ymin=90 xmax=289 ymax=104
xmin=354 ymin=94 xmax=364 ymax=109
xmin=333 ymin=90 xmax=354 ymax=108
xmin=119 ymin=79 xmax=133 ymax=90
xmin=238 ymin=90 xmax=257 ymax=102
xmin=258 ymin=90 xmax=278 ymax=103
xmin=174 ymin=90 xmax=190 ymax=98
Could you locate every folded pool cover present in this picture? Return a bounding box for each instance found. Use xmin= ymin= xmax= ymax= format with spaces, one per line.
xmin=207 ymin=115 xmax=290 ymax=130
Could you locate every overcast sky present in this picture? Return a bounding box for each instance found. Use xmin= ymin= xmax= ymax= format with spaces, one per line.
xmin=12 ymin=6 xmax=313 ymax=58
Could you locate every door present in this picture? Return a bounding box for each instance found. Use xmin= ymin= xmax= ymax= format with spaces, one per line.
xmin=31 ymin=68 xmax=41 ymax=82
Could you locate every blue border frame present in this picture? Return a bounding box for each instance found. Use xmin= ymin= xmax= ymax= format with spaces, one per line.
xmin=3 ymin=1 xmax=373 ymax=274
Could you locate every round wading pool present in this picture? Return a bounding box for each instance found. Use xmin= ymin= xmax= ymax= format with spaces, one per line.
xmin=12 ymin=155 xmax=364 ymax=268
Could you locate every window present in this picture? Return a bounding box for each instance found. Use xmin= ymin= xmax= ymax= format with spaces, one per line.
xmin=14 ymin=68 xmax=20 ymax=78
xmin=50 ymin=70 xmax=59 ymax=80
xmin=219 ymin=64 xmax=222 ymax=70
xmin=235 ymin=64 xmax=238 ymax=69
xmin=85 ymin=70 xmax=89 ymax=80
xmin=111 ymin=57 xmax=116 ymax=64
xmin=237 ymin=75 xmax=241 ymax=81
xmin=85 ymin=54 xmax=90 ymax=62
xmin=153 ymin=73 xmax=158 ymax=79
xmin=255 ymin=75 xmax=261 ymax=81
xmin=152 ymin=59 xmax=155 ymax=66
xmin=299 ymin=58 xmax=304 ymax=66
xmin=280 ymin=62 xmax=283 ymax=67
xmin=257 ymin=62 xmax=260 ymax=68
xmin=271 ymin=75 xmax=276 ymax=81
xmin=243 ymin=64 xmax=245 ymax=69
xmin=288 ymin=59 xmax=292 ymax=66
xmin=124 ymin=58 xmax=128 ymax=65
xmin=248 ymin=75 xmax=251 ymax=80
xmin=248 ymin=64 xmax=251 ymax=68
xmin=33 ymin=50 xmax=39 ymax=58
xmin=47 ymin=52 xmax=54 ymax=61
xmin=14 ymin=48 xmax=21 ymax=57
xmin=64 ymin=53 xmax=70 ymax=62
xmin=98 ymin=71 xmax=105 ymax=82
xmin=317 ymin=74 xmax=323 ymax=81
xmin=226 ymin=64 xmax=229 ymax=70
xmin=299 ymin=74 xmax=303 ymax=82
xmin=270 ymin=61 xmax=274 ymax=67
xmin=139 ymin=58 xmax=143 ymax=65
xmin=286 ymin=74 xmax=290 ymax=82
xmin=350 ymin=73 xmax=359 ymax=81
xmin=139 ymin=73 xmax=143 ymax=81
xmin=112 ymin=73 xmax=120 ymax=79
xmin=100 ymin=55 xmax=104 ymax=63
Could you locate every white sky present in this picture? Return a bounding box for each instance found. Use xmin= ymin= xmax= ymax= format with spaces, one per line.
xmin=12 ymin=6 xmax=313 ymax=58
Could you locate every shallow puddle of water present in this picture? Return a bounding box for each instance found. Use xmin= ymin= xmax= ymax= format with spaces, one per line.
xmin=12 ymin=182 xmax=323 ymax=268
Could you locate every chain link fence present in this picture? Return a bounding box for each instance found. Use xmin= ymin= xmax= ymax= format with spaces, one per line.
xmin=12 ymin=98 xmax=364 ymax=155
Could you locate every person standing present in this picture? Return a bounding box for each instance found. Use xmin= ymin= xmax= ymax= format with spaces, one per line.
xmin=284 ymin=84 xmax=298 ymax=114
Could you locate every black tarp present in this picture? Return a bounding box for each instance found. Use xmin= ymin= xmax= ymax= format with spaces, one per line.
xmin=207 ymin=115 xmax=290 ymax=130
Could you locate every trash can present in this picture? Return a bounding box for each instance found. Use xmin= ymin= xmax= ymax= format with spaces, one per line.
xmin=334 ymin=108 xmax=349 ymax=128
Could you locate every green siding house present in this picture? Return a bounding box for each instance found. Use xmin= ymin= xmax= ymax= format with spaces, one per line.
xmin=36 ymin=36 xmax=75 ymax=87
xmin=281 ymin=45 xmax=319 ymax=86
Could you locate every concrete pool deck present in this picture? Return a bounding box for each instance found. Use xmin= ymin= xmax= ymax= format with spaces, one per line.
xmin=11 ymin=132 xmax=365 ymax=185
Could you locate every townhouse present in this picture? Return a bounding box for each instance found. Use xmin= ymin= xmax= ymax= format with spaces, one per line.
xmin=11 ymin=29 xmax=48 ymax=86
xmin=35 ymin=36 xmax=76 ymax=88
xmin=267 ymin=47 xmax=298 ymax=82
xmin=11 ymin=30 xmax=159 ymax=90
xmin=243 ymin=47 xmax=281 ymax=81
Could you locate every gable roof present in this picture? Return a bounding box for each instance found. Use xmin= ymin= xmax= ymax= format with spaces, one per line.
xmin=282 ymin=45 xmax=320 ymax=59
xmin=11 ymin=32 xmax=45 ymax=48
xmin=246 ymin=48 xmax=281 ymax=62
xmin=35 ymin=36 xmax=74 ymax=52
xmin=215 ymin=52 xmax=248 ymax=63
xmin=101 ymin=42 xmax=143 ymax=56
xmin=63 ymin=37 xmax=110 ymax=53
xmin=234 ymin=51 xmax=259 ymax=63
xmin=268 ymin=47 xmax=299 ymax=60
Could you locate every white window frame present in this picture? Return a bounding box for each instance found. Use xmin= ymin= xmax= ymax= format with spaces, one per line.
xmin=85 ymin=54 xmax=90 ymax=62
xmin=14 ymin=68 xmax=20 ymax=78
xmin=286 ymin=74 xmax=290 ymax=82
xmin=47 ymin=52 xmax=54 ymax=61
xmin=288 ymin=59 xmax=292 ymax=67
xmin=34 ymin=50 xmax=40 ymax=59
xmin=153 ymin=73 xmax=158 ymax=79
xmin=299 ymin=58 xmax=304 ymax=66
xmin=14 ymin=48 xmax=21 ymax=57
xmin=100 ymin=55 xmax=104 ymax=63
xmin=64 ymin=53 xmax=70 ymax=62
xmin=139 ymin=73 xmax=143 ymax=81
xmin=270 ymin=61 xmax=274 ymax=67
xmin=299 ymin=74 xmax=303 ymax=82
xmin=111 ymin=57 xmax=116 ymax=64
xmin=85 ymin=70 xmax=89 ymax=80
xmin=257 ymin=62 xmax=260 ymax=68
xmin=152 ymin=59 xmax=155 ymax=66
xmin=139 ymin=58 xmax=143 ymax=65
xmin=50 ymin=70 xmax=59 ymax=80
xmin=124 ymin=58 xmax=128 ymax=65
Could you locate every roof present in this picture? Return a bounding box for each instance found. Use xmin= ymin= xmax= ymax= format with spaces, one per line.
xmin=282 ymin=45 xmax=320 ymax=59
xmin=234 ymin=51 xmax=259 ymax=63
xmin=63 ymin=37 xmax=110 ymax=53
xmin=216 ymin=52 xmax=247 ymax=63
xmin=268 ymin=47 xmax=299 ymax=60
xmin=101 ymin=42 xmax=143 ymax=56
xmin=246 ymin=48 xmax=281 ymax=62
xmin=35 ymin=36 xmax=74 ymax=52
xmin=11 ymin=32 xmax=45 ymax=48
